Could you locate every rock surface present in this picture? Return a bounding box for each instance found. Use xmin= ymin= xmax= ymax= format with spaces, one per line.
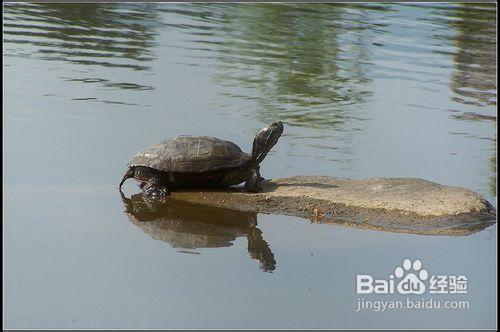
xmin=169 ymin=176 xmax=496 ymax=236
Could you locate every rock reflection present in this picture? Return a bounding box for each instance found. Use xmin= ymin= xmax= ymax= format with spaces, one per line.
xmin=120 ymin=192 xmax=276 ymax=272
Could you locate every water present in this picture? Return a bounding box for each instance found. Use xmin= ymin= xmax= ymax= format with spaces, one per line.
xmin=4 ymin=3 xmax=497 ymax=329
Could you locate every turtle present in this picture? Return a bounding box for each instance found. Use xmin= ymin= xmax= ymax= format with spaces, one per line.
xmin=119 ymin=121 xmax=284 ymax=197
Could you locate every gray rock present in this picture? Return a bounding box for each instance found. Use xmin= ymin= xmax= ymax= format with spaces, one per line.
xmin=170 ymin=176 xmax=496 ymax=236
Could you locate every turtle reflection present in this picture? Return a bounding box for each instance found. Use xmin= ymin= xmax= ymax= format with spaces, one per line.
xmin=120 ymin=192 xmax=276 ymax=272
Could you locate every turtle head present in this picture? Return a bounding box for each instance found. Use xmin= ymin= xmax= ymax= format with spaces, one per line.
xmin=251 ymin=121 xmax=284 ymax=165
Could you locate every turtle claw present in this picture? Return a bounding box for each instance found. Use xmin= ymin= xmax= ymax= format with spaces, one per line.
xmin=141 ymin=178 xmax=170 ymax=201
xmin=156 ymin=187 xmax=170 ymax=197
xmin=245 ymin=183 xmax=263 ymax=193
xmin=144 ymin=186 xmax=170 ymax=200
xmin=244 ymin=167 xmax=263 ymax=193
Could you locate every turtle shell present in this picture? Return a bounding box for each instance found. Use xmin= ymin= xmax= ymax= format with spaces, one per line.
xmin=128 ymin=135 xmax=252 ymax=173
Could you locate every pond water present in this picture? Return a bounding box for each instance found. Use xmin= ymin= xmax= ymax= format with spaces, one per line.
xmin=4 ymin=3 xmax=497 ymax=329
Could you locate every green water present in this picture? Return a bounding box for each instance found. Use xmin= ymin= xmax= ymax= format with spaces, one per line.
xmin=4 ymin=3 xmax=496 ymax=329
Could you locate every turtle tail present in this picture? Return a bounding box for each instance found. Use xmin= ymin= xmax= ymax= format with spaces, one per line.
xmin=119 ymin=167 xmax=134 ymax=189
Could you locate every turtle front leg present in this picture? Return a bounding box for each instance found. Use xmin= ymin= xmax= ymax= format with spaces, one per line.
xmin=244 ymin=167 xmax=262 ymax=193
xmin=141 ymin=177 xmax=170 ymax=199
